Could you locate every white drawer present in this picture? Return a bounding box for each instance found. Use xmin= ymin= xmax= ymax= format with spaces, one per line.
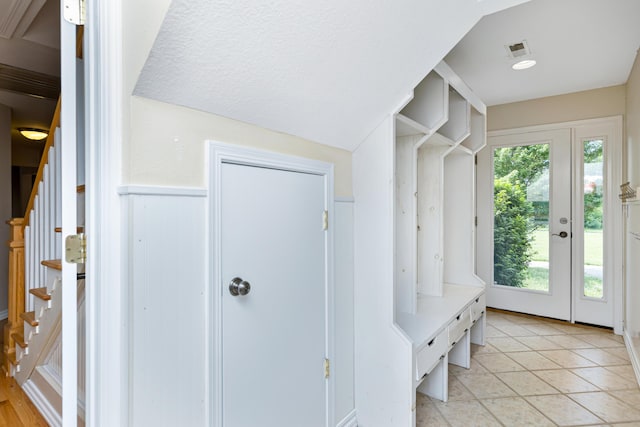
xmin=470 ymin=293 xmax=486 ymax=322
xmin=448 ymin=309 xmax=470 ymax=347
xmin=416 ymin=329 xmax=448 ymax=380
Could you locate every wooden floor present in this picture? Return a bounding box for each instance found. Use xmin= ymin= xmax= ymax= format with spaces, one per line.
xmin=0 ymin=320 xmax=48 ymax=426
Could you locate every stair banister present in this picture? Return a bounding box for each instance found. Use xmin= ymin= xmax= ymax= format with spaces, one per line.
xmin=3 ymin=98 xmax=60 ymax=376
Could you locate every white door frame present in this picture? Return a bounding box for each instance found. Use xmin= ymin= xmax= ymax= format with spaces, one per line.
xmin=84 ymin=1 xmax=129 ymax=426
xmin=483 ymin=116 xmax=623 ymax=333
xmin=60 ymin=7 xmax=79 ymax=425
xmin=208 ymin=141 xmax=336 ymax=427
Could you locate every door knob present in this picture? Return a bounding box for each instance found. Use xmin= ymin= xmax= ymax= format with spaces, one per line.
xmin=552 ymin=231 xmax=568 ymax=238
xmin=229 ymin=277 xmax=251 ymax=296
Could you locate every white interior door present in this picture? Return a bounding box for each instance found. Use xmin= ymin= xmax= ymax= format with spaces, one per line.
xmin=220 ymin=162 xmax=328 ymax=426
xmin=478 ymin=129 xmax=572 ymax=320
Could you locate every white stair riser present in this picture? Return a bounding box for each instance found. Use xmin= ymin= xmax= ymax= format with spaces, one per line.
xmin=24 ymin=322 xmax=39 ymax=341
xmin=45 ymin=271 xmax=61 ymax=294
xmin=16 ymin=345 xmax=28 ymax=361
xmin=34 ymin=298 xmax=51 ymax=319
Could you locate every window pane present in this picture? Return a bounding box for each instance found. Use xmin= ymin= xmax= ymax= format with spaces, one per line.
xmin=583 ymin=139 xmax=604 ymax=299
xmin=493 ymin=144 xmax=549 ymax=292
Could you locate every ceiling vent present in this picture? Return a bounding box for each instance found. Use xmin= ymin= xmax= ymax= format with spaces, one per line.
xmin=505 ymin=40 xmax=532 ymax=59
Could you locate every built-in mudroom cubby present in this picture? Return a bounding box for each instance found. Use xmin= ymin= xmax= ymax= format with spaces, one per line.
xmin=354 ymin=60 xmax=487 ymax=426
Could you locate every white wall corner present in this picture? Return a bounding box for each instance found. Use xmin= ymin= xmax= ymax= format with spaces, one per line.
xmin=624 ymin=330 xmax=640 ymax=387
xmin=478 ymin=0 xmax=531 ymax=16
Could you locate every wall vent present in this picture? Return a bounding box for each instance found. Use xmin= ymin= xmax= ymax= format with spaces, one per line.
xmin=505 ymin=40 xmax=532 ymax=58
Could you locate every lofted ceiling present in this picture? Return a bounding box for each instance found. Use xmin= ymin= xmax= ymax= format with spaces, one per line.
xmin=134 ymin=0 xmax=529 ymax=151
xmin=0 ymin=0 xmax=59 ymax=165
xmin=134 ymin=0 xmax=640 ymax=151
xmin=445 ymin=0 xmax=640 ymax=106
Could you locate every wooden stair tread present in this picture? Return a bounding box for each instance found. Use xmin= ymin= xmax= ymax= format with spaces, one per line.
xmin=20 ymin=312 xmax=38 ymax=327
xmin=54 ymin=226 xmax=84 ymax=233
xmin=10 ymin=332 xmax=26 ymax=349
xmin=41 ymin=259 xmax=61 ymax=270
xmin=29 ymin=287 xmax=51 ymax=301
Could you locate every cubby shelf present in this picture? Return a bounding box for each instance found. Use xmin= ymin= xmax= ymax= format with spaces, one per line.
xmin=395 ymin=60 xmax=487 ymax=406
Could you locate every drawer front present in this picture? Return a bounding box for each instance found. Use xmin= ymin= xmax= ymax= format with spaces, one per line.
xmin=416 ymin=329 xmax=448 ymax=380
xmin=448 ymin=309 xmax=470 ymax=346
xmin=470 ymin=293 xmax=486 ymax=322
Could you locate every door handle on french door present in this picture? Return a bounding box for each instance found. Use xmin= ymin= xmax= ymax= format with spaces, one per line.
xmin=229 ymin=277 xmax=251 ymax=296
xmin=552 ymin=231 xmax=568 ymax=238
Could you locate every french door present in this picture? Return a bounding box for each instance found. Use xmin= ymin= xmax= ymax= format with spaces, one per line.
xmin=477 ymin=120 xmax=621 ymax=328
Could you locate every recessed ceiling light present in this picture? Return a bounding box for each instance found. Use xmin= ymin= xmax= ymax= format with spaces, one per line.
xmin=512 ymin=59 xmax=537 ymax=70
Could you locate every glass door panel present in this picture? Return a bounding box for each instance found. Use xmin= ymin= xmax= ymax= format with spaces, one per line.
xmin=493 ymin=144 xmax=550 ymax=293
xmin=478 ymin=129 xmax=571 ymax=321
xmin=582 ymin=139 xmax=604 ymax=299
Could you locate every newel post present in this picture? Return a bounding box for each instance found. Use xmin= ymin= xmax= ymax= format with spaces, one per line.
xmin=3 ymin=218 xmax=24 ymax=376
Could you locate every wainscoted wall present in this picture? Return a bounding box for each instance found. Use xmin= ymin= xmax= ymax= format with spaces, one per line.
xmin=121 ymin=185 xmax=356 ymax=426
xmin=335 ymin=199 xmax=356 ymax=425
xmin=121 ymin=186 xmax=208 ymax=426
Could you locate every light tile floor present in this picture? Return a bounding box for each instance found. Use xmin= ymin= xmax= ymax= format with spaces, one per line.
xmin=417 ymin=309 xmax=640 ymax=427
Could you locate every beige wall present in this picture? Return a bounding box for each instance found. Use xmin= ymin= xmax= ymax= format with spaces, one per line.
xmin=488 ymin=85 xmax=626 ymax=131
xmin=627 ymin=53 xmax=640 ymax=187
xmin=122 ymin=2 xmax=352 ymax=197
xmin=128 ymin=97 xmax=352 ymax=196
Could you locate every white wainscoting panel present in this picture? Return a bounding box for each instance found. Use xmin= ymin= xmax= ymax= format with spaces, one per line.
xmin=334 ymin=199 xmax=355 ymax=423
xmin=124 ymin=189 xmax=207 ymax=426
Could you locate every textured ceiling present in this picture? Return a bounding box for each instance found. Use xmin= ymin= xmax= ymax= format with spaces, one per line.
xmin=445 ymin=0 xmax=640 ymax=106
xmin=135 ymin=0 xmax=529 ymax=151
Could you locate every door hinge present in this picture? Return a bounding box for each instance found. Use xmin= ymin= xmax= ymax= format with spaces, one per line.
xmin=323 ymin=210 xmax=328 ymax=231
xmin=324 ymin=358 xmax=330 ymax=379
xmin=65 ymin=233 xmax=86 ymax=264
xmin=63 ymin=0 xmax=86 ymax=25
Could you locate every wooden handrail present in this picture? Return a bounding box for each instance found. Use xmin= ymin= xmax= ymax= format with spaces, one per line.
xmin=22 ymin=98 xmax=61 ymax=227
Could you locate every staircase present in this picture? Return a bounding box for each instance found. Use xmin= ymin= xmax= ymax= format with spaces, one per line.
xmin=3 ymin=99 xmax=86 ymax=426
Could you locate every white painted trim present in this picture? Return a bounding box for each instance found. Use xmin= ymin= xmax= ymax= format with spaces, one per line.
xmin=434 ymin=61 xmax=486 ymax=115
xmin=335 ymin=409 xmax=357 ymax=427
xmin=60 ymin=6 xmax=78 ymax=425
xmin=118 ymin=185 xmax=207 ymax=197
xmin=335 ymin=196 xmax=355 ymax=203
xmin=84 ymin=0 xmax=128 ymax=425
xmin=23 ymin=379 xmax=62 ymax=427
xmin=488 ymin=116 xmax=624 ymax=137
xmin=0 ymin=309 xmax=8 ymax=320
xmin=208 ymin=141 xmax=336 ymax=426
xmin=624 ymin=330 xmax=640 ymax=387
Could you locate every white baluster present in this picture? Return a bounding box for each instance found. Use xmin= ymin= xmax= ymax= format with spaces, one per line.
xmin=55 ymin=129 xmax=62 ymax=259
xmin=25 ymin=225 xmax=32 ymax=311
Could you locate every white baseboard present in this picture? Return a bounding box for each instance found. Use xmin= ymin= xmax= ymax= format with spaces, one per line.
xmin=23 ymin=379 xmax=62 ymax=427
xmin=624 ymin=330 xmax=640 ymax=387
xmin=0 ymin=309 xmax=8 ymax=320
xmin=336 ymin=409 xmax=357 ymax=427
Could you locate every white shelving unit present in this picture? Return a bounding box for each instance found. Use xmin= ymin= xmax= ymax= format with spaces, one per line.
xmin=398 ymin=60 xmax=487 ymax=408
xmin=354 ymin=60 xmax=487 ymax=426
